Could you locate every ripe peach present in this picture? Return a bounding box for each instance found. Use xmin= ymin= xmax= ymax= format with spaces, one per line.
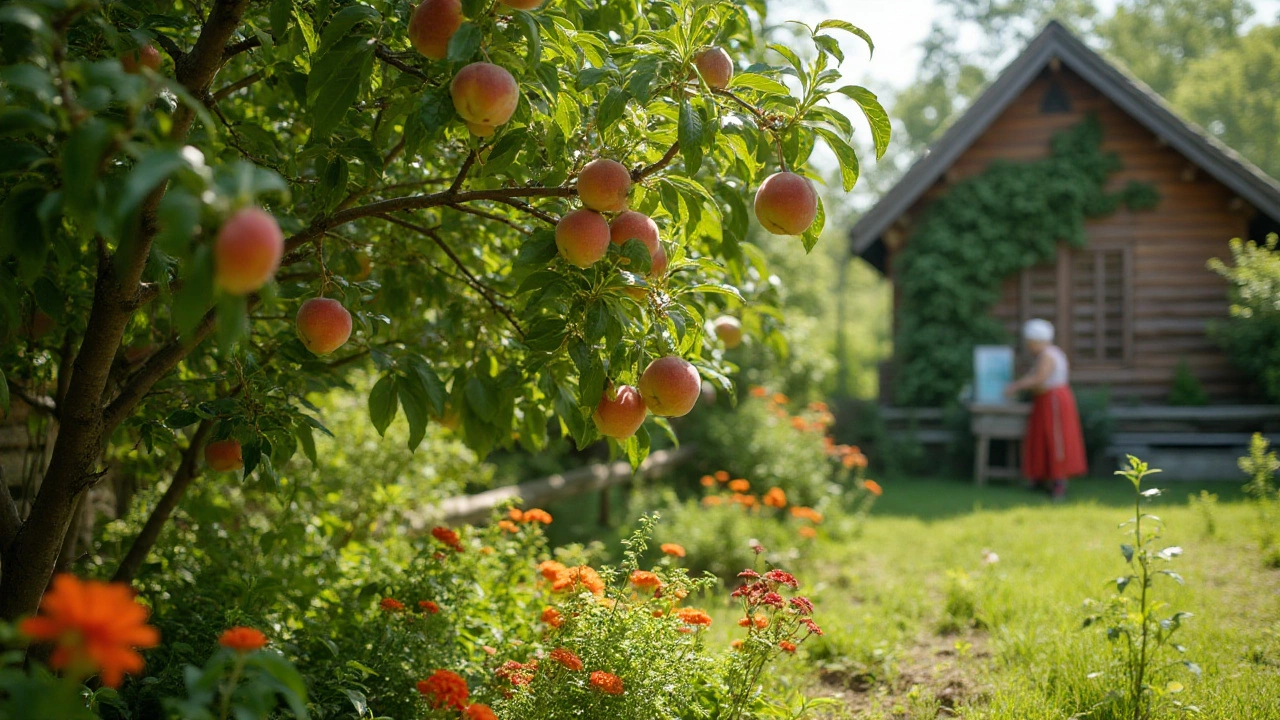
xmin=577 ymin=159 xmax=631 ymax=213
xmin=712 ymin=316 xmax=742 ymax=348
xmin=592 ymin=385 xmax=648 ymax=439
xmin=609 ymin=210 xmax=665 ymax=277
xmin=638 ymin=356 xmax=701 ymax=417
xmin=121 ymin=45 xmax=162 ymax=74
xmin=451 ymin=62 xmax=520 ymax=135
xmin=409 ymin=0 xmax=463 ymax=60
xmin=754 ymin=171 xmax=819 ymax=236
xmin=296 ymin=298 xmax=353 ymax=355
xmin=498 ymin=0 xmax=543 ymax=8
xmin=694 ymin=47 xmax=734 ymax=89
xmin=214 ymin=208 xmax=284 ymax=295
xmin=556 ymin=208 xmax=610 ymax=268
xmin=204 ymin=439 xmax=243 ymax=472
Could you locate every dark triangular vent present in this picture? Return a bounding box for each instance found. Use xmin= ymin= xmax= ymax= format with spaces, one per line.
xmin=1041 ymin=78 xmax=1072 ymax=114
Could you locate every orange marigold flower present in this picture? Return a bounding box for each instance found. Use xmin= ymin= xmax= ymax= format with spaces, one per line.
xmin=549 ymin=647 xmax=583 ymax=671
xmin=772 ymin=392 xmax=789 ymax=405
xmin=480 ymin=546 xmax=494 ymax=555
xmin=779 ymin=640 xmax=797 ymax=653
xmin=713 ymin=470 xmax=730 ymax=482
xmin=727 ymin=479 xmax=750 ymax=492
xmin=808 ymin=401 xmax=830 ymax=413
xmin=702 ymin=495 xmax=723 ymax=506
xmin=589 ymin=670 xmax=625 ymax=695
xmin=498 ymin=520 xmax=519 ymax=533
xmin=660 ymin=543 xmax=686 ymax=558
xmin=508 ymin=508 xmax=524 ymax=522
xmin=790 ymin=416 xmax=808 ymax=432
xmin=218 ymin=626 xmax=267 ymax=653
xmin=674 ymin=608 xmax=713 ymax=627
xmin=700 ymin=475 xmax=715 ymax=487
xmin=541 ymin=607 xmax=563 ymax=628
xmin=522 ymin=508 xmax=553 ymax=524
xmin=763 ymin=487 xmax=787 ymax=508
xmin=737 ymin=616 xmax=751 ymax=627
xmin=482 ymin=645 xmax=498 ymax=656
xmin=789 ymin=507 xmax=824 ymax=524
xmin=431 ymin=526 xmax=463 ymax=552
xmin=464 ymin=704 xmax=498 ymax=720
xmin=841 ymin=452 xmax=868 ymax=469
xmin=629 ymin=570 xmax=662 ymax=591
xmin=732 ymin=493 xmax=758 ymax=508
xmin=864 ymin=479 xmax=883 ymax=496
xmin=552 ymin=566 xmax=605 ymax=595
xmin=538 ymin=560 xmax=566 ymax=582
xmin=798 ymin=526 xmax=817 ymax=539
xmin=380 ymin=598 xmax=405 ymax=612
xmin=416 ymin=669 xmax=469 ymax=710
xmin=419 ymin=600 xmax=440 ymax=614
xmin=749 ymin=386 xmax=767 ymax=398
xmin=752 ymin=613 xmax=769 ymax=629
xmin=731 ymin=639 xmax=744 ymax=650
xmin=19 ymin=575 xmax=160 ymax=689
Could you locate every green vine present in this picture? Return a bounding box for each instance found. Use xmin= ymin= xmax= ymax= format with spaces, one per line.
xmin=894 ymin=117 xmax=1158 ymax=406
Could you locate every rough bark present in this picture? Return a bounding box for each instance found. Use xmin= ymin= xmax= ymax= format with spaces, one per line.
xmin=112 ymin=421 xmax=211 ymax=583
xmin=0 ymin=0 xmax=250 ymax=620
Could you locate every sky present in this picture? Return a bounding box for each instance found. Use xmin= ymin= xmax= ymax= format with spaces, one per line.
xmin=779 ymin=0 xmax=1280 ymax=93
xmin=767 ymin=0 xmax=1280 ymax=208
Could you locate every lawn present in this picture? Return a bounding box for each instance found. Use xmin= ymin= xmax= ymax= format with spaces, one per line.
xmin=760 ymin=477 xmax=1280 ymax=719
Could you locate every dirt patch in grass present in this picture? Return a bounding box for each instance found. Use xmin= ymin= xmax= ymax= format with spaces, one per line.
xmin=815 ymin=630 xmax=991 ymax=719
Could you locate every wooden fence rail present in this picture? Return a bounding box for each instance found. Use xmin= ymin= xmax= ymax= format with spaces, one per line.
xmin=427 ymin=446 xmax=696 ymax=527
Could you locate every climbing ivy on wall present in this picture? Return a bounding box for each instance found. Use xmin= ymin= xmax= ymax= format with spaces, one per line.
xmin=894 ymin=117 xmax=1158 ymax=406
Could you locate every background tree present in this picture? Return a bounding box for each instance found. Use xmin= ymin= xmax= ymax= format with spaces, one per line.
xmin=0 ymin=0 xmax=885 ymax=621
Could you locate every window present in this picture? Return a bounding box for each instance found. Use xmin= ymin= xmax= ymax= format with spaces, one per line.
xmin=1016 ymin=244 xmax=1133 ymax=367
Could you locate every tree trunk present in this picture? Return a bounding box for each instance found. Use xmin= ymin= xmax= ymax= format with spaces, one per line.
xmin=113 ymin=421 xmax=211 ymax=583
xmin=0 ymin=0 xmax=250 ymax=620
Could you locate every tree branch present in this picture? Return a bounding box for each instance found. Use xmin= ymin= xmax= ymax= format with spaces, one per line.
xmin=449 ymin=150 xmax=478 ymax=193
xmin=112 ymin=420 xmax=212 ymax=583
xmin=634 ymin=141 xmax=681 ymax=182
xmin=0 ymin=468 xmax=20 ymax=554
xmin=375 ymin=43 xmax=430 ymax=81
xmin=282 ymin=185 xmax=576 ymax=255
xmin=449 ymin=203 xmax=530 ymax=234
xmin=102 ymin=309 xmax=219 ymax=436
xmin=221 ymin=36 xmax=261 ymax=64
xmin=5 ymin=379 xmax=57 ymax=417
xmin=376 ymin=214 xmax=526 ymax=338
xmin=212 ymin=70 xmax=263 ymax=101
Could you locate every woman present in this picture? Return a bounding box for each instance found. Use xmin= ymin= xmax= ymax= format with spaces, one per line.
xmin=1005 ymin=319 xmax=1088 ymax=500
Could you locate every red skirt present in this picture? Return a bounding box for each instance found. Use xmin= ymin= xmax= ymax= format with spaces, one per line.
xmin=1022 ymin=386 xmax=1088 ymax=481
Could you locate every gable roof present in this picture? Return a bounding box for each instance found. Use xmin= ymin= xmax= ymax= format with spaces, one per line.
xmin=850 ymin=20 xmax=1280 ymax=266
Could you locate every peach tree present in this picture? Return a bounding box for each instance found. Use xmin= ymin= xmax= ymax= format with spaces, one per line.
xmin=0 ymin=0 xmax=887 ymax=621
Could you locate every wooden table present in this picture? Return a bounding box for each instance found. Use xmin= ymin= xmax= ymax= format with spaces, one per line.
xmin=969 ymin=403 xmax=1030 ymax=486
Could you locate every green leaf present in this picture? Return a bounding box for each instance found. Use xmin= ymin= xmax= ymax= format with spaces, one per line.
xmin=269 ymin=0 xmax=293 ymax=38
xmin=465 ymin=376 xmax=498 ymax=422
xmin=678 ymin=99 xmax=703 ymax=173
xmin=800 ymin=194 xmax=825 ymax=253
xmin=295 ymin=423 xmax=318 ymax=466
xmin=728 ymin=72 xmax=790 ymax=97
xmin=368 ymin=374 xmax=398 ymax=435
xmin=813 ymin=127 xmax=860 ymax=192
xmin=767 ymin=43 xmax=807 ymax=88
xmin=397 ymin=376 xmax=430 ymax=451
xmin=579 ymin=356 xmax=605 ymax=409
xmin=306 ymin=36 xmax=376 ymax=140
xmin=514 ymin=232 xmax=558 ymax=268
xmin=597 ymin=87 xmax=630 ymax=132
xmin=836 ymin=85 xmax=891 ymax=161
xmin=117 ymin=148 xmax=187 ymax=226
xmin=165 ymin=410 xmax=202 ymax=429
xmin=683 ymin=282 xmax=743 ymax=301
xmin=407 ymin=357 xmax=448 ymax=416
xmin=447 ymin=22 xmax=483 ymax=62
xmin=625 ymin=423 xmax=650 ymax=469
xmin=512 ymin=11 xmax=541 ymax=67
xmin=816 ymin=19 xmax=874 ymax=57
xmin=1120 ymin=543 xmax=1135 ymax=563
xmin=318 ymin=4 xmax=379 ymax=50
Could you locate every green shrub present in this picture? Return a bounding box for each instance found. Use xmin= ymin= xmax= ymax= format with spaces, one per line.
xmin=1209 ymin=234 xmax=1280 ymax=402
xmin=1168 ymin=360 xmax=1210 ymax=406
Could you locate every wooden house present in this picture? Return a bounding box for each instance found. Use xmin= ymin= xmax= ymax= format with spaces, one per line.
xmin=849 ymin=22 xmax=1280 ymax=476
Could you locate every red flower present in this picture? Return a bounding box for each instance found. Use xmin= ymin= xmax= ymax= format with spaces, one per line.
xmin=779 ymin=640 xmax=797 ymax=653
xmin=674 ymin=608 xmax=713 ymax=627
xmin=19 ymin=574 xmax=160 ymax=688
xmin=432 ymin=526 xmax=464 ymax=552
xmin=419 ymin=600 xmax=440 ymax=614
xmin=789 ymin=596 xmax=814 ymax=614
xmin=549 ymin=647 xmax=583 ymax=671
xmin=660 ymin=543 xmax=686 ymax=558
xmin=629 ymin=570 xmax=662 ymax=591
xmin=495 ymin=659 xmax=537 ymax=687
xmin=416 ymin=669 xmax=469 ymax=710
xmin=380 ymin=598 xmax=406 ymax=612
xmin=589 ymin=670 xmax=625 ymax=695
xmin=464 ymin=704 xmax=498 ymax=720
xmin=802 ymin=617 xmax=824 ymax=636
xmin=763 ymin=570 xmax=799 ymax=588
xmin=541 ymin=606 xmax=563 ymax=628
xmin=218 ymin=627 xmax=267 ymax=653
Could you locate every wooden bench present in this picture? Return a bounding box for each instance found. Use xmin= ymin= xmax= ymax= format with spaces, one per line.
xmin=969 ymin=403 xmax=1031 ymax=486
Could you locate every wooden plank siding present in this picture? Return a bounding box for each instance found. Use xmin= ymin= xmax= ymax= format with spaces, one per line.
xmin=886 ymin=67 xmax=1252 ymax=403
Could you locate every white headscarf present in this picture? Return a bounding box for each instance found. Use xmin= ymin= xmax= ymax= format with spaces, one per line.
xmin=1023 ymin=318 xmax=1054 ymax=343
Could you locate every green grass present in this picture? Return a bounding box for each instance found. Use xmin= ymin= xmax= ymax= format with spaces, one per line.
xmin=773 ymin=478 xmax=1280 ymax=719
